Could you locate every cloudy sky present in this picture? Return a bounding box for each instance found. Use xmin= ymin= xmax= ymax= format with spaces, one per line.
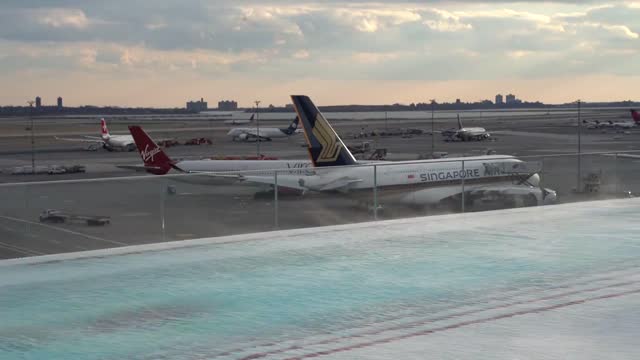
xmin=1 ymin=1 xmax=638 ymax=107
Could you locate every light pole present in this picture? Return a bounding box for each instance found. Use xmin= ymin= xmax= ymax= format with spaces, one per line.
xmin=255 ymin=100 xmax=261 ymax=157
xmin=430 ymin=99 xmax=436 ymax=158
xmin=27 ymin=100 xmax=35 ymax=174
xmin=577 ymin=99 xmax=582 ymax=192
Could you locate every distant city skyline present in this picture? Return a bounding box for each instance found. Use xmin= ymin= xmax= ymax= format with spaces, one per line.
xmin=1 ymin=1 xmax=638 ymax=107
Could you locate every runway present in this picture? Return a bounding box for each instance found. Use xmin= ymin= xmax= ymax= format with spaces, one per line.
xmin=1 ymin=107 xmax=639 ymax=259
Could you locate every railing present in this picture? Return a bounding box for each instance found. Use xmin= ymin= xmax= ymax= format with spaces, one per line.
xmin=0 ymin=150 xmax=638 ymax=259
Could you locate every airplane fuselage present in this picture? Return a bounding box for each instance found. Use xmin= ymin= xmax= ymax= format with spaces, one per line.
xmin=301 ymin=156 xmax=526 ymax=190
xmin=102 ymin=135 xmax=135 ymax=151
xmin=177 ymin=159 xmax=313 ymax=174
xmin=457 ymin=127 xmax=490 ymax=140
xmin=259 ymin=155 xmax=554 ymax=206
xmin=227 ymin=127 xmax=294 ymax=141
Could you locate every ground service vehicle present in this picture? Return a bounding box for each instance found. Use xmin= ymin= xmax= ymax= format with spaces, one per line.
xmin=39 ymin=209 xmax=111 ymax=226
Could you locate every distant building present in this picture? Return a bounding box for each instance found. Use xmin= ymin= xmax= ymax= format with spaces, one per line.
xmin=285 ymin=104 xmax=294 ymax=109
xmin=186 ymin=98 xmax=208 ymax=112
xmin=495 ymin=94 xmax=503 ymax=105
xmin=35 ymin=96 xmax=42 ymax=108
xmin=505 ymin=94 xmax=516 ymax=104
xmin=57 ymin=97 xmax=63 ymax=110
xmin=455 ymin=98 xmax=461 ymax=104
xmin=218 ymin=100 xmax=238 ymax=111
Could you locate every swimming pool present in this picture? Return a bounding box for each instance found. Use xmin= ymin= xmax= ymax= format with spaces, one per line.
xmin=2 ymin=199 xmax=640 ymax=359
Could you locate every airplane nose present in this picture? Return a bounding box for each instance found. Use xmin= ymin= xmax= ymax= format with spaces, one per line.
xmin=542 ymin=188 xmax=557 ymax=205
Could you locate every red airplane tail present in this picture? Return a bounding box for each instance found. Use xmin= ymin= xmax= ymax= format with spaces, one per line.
xmin=128 ymin=126 xmax=175 ymax=175
xmin=631 ymin=109 xmax=640 ymax=124
xmin=100 ymin=118 xmax=110 ymax=140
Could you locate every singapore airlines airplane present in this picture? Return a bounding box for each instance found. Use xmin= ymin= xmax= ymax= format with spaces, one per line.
xmin=56 ymin=119 xmax=136 ymax=151
xmin=442 ymin=115 xmax=490 ymax=141
xmin=227 ymin=117 xmax=301 ymax=142
xmin=223 ymin=95 xmax=556 ymax=209
xmin=127 ymin=125 xmax=312 ymax=175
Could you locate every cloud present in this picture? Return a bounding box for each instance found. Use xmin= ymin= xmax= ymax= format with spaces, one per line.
xmin=423 ymin=9 xmax=472 ymax=32
xmin=0 ymin=1 xmax=639 ymax=105
xmin=332 ymin=8 xmax=421 ymax=32
xmin=599 ymin=24 xmax=639 ymax=39
xmin=145 ymin=22 xmax=167 ymax=31
xmin=32 ymin=8 xmax=90 ymax=29
xmin=236 ymin=6 xmax=307 ymax=37
xmin=351 ymin=51 xmax=402 ymax=64
xmin=507 ymin=50 xmax=533 ymax=59
xmin=292 ymin=49 xmax=310 ymax=59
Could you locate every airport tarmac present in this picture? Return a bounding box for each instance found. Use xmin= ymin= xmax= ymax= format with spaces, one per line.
xmin=1 ymin=108 xmax=639 ymax=259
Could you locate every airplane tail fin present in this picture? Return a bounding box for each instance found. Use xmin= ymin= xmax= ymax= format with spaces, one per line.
xmin=457 ymin=114 xmax=463 ymax=129
xmin=100 ymin=118 xmax=110 ymax=140
xmin=281 ymin=117 xmax=300 ymax=135
xmin=291 ymin=95 xmax=357 ymax=167
xmin=128 ymin=126 xmax=176 ymax=175
xmin=631 ymin=109 xmax=640 ymax=123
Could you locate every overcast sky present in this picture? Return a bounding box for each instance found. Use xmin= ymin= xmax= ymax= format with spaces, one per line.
xmin=1 ymin=1 xmax=638 ymax=107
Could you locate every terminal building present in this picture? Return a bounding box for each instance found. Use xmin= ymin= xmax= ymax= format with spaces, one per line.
xmin=218 ymin=100 xmax=238 ymax=111
xmin=186 ymin=98 xmax=208 ymax=113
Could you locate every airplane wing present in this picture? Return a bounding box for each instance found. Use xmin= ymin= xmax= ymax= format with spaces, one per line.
xmin=236 ymin=175 xmax=363 ymax=192
xmin=402 ymin=183 xmax=542 ymax=205
xmin=313 ymin=177 xmax=362 ymax=192
xmin=185 ymin=172 xmax=362 ymax=192
xmin=466 ymin=184 xmax=538 ymax=196
xmin=55 ymin=136 xmax=104 ymax=143
xmin=240 ymin=175 xmax=308 ymax=190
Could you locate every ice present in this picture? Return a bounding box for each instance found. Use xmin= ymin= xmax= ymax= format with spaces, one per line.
xmin=1 ymin=199 xmax=640 ymax=359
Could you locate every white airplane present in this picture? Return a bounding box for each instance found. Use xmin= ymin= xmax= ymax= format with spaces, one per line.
xmin=442 ymin=115 xmax=490 ymax=141
xmin=584 ymin=119 xmax=635 ymax=129
xmin=56 ymin=118 xmax=136 ymax=151
xmin=584 ymin=110 xmax=640 ymax=130
xmin=218 ymin=95 xmax=556 ymax=209
xmin=582 ymin=119 xmax=607 ymax=129
xmin=224 ymin=114 xmax=254 ymax=125
xmin=227 ymin=117 xmax=301 ymax=142
xmin=127 ymin=125 xmax=313 ymax=176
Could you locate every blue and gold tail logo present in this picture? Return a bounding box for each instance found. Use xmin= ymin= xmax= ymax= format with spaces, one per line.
xmin=312 ymin=113 xmax=341 ymax=163
xmin=291 ymin=95 xmax=357 ymax=167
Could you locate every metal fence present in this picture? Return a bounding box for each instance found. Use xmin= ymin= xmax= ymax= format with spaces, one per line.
xmin=0 ymin=150 xmax=638 ymax=258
